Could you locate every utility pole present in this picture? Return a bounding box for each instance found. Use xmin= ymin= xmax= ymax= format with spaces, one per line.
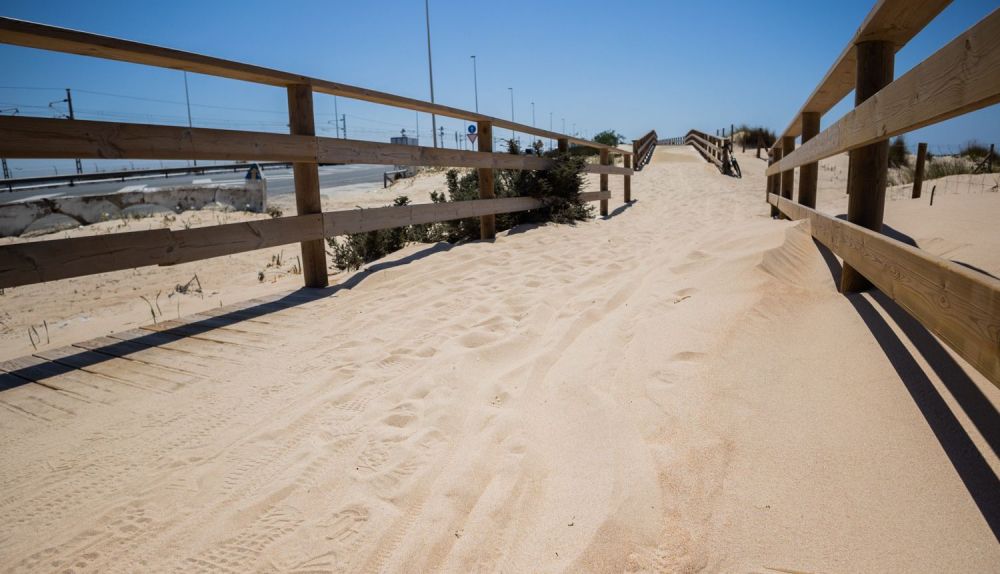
xmin=549 ymin=111 xmax=553 ymax=151
xmin=183 ymin=73 xmax=197 ymax=167
xmin=470 ymin=55 xmax=479 ymax=113
xmin=65 ymin=89 xmax=83 ymax=174
xmin=334 ymin=95 xmax=341 ymax=138
xmin=341 ymin=114 xmax=347 ymax=139
xmin=0 ymin=107 xmax=13 ymax=180
xmin=424 ymin=0 xmax=438 ymax=148
xmin=562 ymin=117 xmax=566 ymax=133
xmin=508 ymin=87 xmax=515 ymax=145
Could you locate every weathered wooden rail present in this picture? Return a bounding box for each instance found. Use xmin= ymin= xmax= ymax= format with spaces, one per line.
xmin=766 ymin=0 xmax=1000 ymax=387
xmin=684 ymin=129 xmax=730 ymax=170
xmin=0 ymin=17 xmax=650 ymax=290
xmin=632 ymin=130 xmax=658 ymax=171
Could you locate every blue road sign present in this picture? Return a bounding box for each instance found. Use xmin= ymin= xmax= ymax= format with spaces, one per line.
xmin=468 ymin=124 xmax=477 ymax=134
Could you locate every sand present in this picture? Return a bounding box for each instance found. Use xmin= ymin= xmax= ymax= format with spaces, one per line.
xmin=0 ymin=147 xmax=998 ymax=572
xmin=0 ymin=169 xmax=451 ymax=362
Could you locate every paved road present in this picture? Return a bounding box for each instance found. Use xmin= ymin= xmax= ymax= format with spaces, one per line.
xmin=1 ymin=164 xmax=388 ymax=204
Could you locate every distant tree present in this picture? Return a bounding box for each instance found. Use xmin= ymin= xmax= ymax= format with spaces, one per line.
xmin=592 ymin=130 xmax=626 ymax=147
xmin=889 ymin=135 xmax=909 ymax=168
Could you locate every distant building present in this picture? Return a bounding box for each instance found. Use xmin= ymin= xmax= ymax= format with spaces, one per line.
xmin=391 ymin=129 xmax=418 ymax=147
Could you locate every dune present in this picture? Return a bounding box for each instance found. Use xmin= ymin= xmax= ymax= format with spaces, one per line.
xmin=0 ymin=145 xmax=997 ymax=572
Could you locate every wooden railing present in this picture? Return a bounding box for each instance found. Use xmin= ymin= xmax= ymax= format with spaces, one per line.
xmin=684 ymin=129 xmax=730 ymax=170
xmin=632 ymin=130 xmax=658 ymax=171
xmin=766 ymin=0 xmax=1000 ymax=387
xmin=0 ymin=17 xmax=649 ymax=290
xmin=657 ymin=136 xmax=684 ymax=146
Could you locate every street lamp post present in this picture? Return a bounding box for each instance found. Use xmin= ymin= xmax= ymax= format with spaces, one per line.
xmin=470 ymin=55 xmax=479 ymax=113
xmin=425 ymin=0 xmax=438 ymax=148
xmin=508 ymin=87 xmax=515 ymax=146
xmin=184 ymin=72 xmax=197 ymax=166
xmin=549 ymin=111 xmax=553 ymax=151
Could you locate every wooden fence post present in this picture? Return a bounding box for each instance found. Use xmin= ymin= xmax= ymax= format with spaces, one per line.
xmin=780 ymin=135 xmax=795 ymax=201
xmin=769 ymin=147 xmax=782 ymax=218
xmin=624 ymin=154 xmax=632 ymax=202
xmin=842 ymin=40 xmax=894 ymax=293
xmin=478 ymin=120 xmax=495 ymax=240
xmin=287 ymin=84 xmax=328 ymax=288
xmin=798 ymin=112 xmax=820 ymax=208
xmin=912 ymin=142 xmax=927 ymax=199
xmin=600 ymin=148 xmax=609 ymax=217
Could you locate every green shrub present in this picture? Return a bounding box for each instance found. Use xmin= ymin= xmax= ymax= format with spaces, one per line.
xmin=326 ymin=141 xmax=592 ymax=269
xmin=733 ymin=124 xmax=775 ymax=148
xmin=327 ymin=196 xmax=412 ymax=271
xmin=959 ymin=140 xmax=998 ymax=171
xmin=593 ymin=130 xmax=626 ymax=147
xmin=925 ymin=157 xmax=975 ymax=180
xmin=434 ymin=139 xmax=592 ymax=241
xmin=889 ymin=136 xmax=909 ymax=168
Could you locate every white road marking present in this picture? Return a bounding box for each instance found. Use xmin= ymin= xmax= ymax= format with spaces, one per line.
xmin=192 ymin=178 xmax=212 ymax=184
xmin=117 ymin=185 xmax=148 ymax=193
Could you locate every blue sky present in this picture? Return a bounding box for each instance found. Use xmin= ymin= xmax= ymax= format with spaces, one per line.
xmin=1 ymin=0 xmax=998 ymax=176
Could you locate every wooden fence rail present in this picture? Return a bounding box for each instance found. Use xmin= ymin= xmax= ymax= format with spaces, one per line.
xmin=632 ymin=130 xmax=658 ymax=170
xmin=0 ymin=17 xmax=651 ymax=290
xmin=683 ymin=129 xmax=729 ymax=170
xmin=766 ymin=0 xmax=1000 ymax=387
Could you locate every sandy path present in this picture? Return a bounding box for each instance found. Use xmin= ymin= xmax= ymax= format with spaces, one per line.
xmin=0 ymin=146 xmax=997 ymax=572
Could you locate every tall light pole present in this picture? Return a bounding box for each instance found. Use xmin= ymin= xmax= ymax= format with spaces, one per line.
xmin=424 ymin=0 xmax=438 ymax=148
xmin=549 ymin=111 xmax=553 ymax=151
xmin=333 ymin=95 xmax=341 ymax=138
xmin=470 ymin=55 xmax=479 ymax=113
xmin=508 ymin=87 xmax=515 ymax=145
xmin=562 ymin=117 xmax=566 ymax=133
xmin=184 ymin=72 xmax=197 ymax=166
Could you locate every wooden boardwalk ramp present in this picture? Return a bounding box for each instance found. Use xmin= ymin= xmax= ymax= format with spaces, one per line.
xmin=1 ymin=145 xmax=997 ymax=571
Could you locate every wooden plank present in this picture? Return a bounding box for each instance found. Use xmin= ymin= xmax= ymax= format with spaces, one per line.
xmin=287 ymin=84 xmax=328 ymax=288
xmin=842 ymin=40 xmax=894 ymax=293
xmin=325 ymin=197 xmax=541 ymax=236
xmin=73 ymin=335 xmax=219 ymax=374
xmin=35 ymin=345 xmax=197 ymax=392
xmin=769 ymin=8 xmax=1000 ymax=174
xmin=478 ymin=121 xmax=496 ymax=240
xmin=768 ymin=193 xmax=1000 ymax=387
xmin=0 ymin=116 xmax=631 ymax=177
xmin=0 ymin=215 xmax=320 ymax=288
xmin=0 ymin=228 xmax=174 ymax=287
xmin=168 ymin=215 xmax=324 ymax=265
xmin=0 ymin=115 xmax=315 ymax=161
xmin=774 ymin=0 xmax=951 ymax=144
xmin=0 ymin=17 xmax=622 ymax=153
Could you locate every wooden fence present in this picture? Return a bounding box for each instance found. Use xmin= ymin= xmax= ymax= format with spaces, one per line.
xmin=0 ymin=17 xmax=649 ymax=290
xmin=765 ymin=0 xmax=1000 ymax=387
xmin=684 ymin=129 xmax=731 ymax=171
xmin=632 ymin=130 xmax=658 ymax=171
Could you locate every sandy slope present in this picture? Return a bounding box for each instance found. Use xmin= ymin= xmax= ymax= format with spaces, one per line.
xmin=0 ymin=146 xmax=998 ymax=572
xmin=0 ymin=170 xmax=450 ymax=362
